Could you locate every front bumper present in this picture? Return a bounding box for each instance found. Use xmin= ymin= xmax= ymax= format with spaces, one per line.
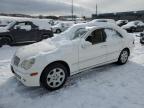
xmin=11 ymin=65 xmax=40 ymax=87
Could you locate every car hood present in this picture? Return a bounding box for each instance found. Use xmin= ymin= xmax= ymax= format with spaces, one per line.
xmin=15 ymin=35 xmax=70 ymax=59
xmin=15 ymin=40 xmax=57 ymax=59
xmin=0 ymin=27 xmax=9 ymax=33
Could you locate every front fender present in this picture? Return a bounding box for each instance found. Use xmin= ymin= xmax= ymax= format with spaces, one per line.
xmin=34 ymin=45 xmax=78 ymax=75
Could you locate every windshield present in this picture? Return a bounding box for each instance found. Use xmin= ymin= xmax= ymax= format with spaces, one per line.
xmin=5 ymin=21 xmax=16 ymax=29
xmin=55 ymin=23 xmax=61 ymax=26
xmin=116 ymin=20 xmax=123 ymax=24
xmin=59 ymin=25 xmax=76 ymax=39
xmin=58 ymin=23 xmax=87 ymax=40
xmin=53 ymin=22 xmax=63 ymax=27
xmin=73 ymin=28 xmax=88 ymax=39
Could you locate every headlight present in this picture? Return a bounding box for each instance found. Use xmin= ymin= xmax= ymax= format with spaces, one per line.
xmin=21 ymin=58 xmax=35 ymax=70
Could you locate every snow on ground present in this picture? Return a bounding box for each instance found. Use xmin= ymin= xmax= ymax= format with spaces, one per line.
xmin=0 ymin=34 xmax=144 ymax=108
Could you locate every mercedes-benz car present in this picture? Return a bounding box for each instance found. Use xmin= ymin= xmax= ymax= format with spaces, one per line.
xmin=11 ymin=23 xmax=134 ymax=90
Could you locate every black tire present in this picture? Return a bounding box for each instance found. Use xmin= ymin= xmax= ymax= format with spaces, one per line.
xmin=56 ymin=29 xmax=61 ymax=33
xmin=140 ymin=39 xmax=144 ymax=44
xmin=40 ymin=63 xmax=68 ymax=91
xmin=0 ymin=37 xmax=11 ymax=46
xmin=117 ymin=49 xmax=129 ymax=65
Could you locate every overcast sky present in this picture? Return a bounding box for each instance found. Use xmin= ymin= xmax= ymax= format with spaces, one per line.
xmin=0 ymin=0 xmax=144 ymax=16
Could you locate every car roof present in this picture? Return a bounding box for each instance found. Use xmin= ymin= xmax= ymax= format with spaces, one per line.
xmin=90 ymin=19 xmax=116 ymax=23
xmin=86 ymin=23 xmax=127 ymax=36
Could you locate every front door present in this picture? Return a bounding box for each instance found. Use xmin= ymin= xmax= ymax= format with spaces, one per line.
xmin=10 ymin=22 xmax=36 ymax=43
xmin=78 ymin=28 xmax=107 ymax=70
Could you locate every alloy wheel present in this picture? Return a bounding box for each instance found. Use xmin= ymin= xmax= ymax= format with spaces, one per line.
xmin=46 ymin=68 xmax=66 ymax=88
xmin=120 ymin=50 xmax=128 ymax=63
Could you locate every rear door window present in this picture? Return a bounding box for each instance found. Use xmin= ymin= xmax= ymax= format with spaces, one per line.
xmin=104 ymin=28 xmax=122 ymax=41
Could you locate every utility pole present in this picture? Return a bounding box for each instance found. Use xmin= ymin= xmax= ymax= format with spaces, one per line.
xmin=96 ymin=3 xmax=98 ymax=16
xmin=72 ymin=0 xmax=74 ymax=21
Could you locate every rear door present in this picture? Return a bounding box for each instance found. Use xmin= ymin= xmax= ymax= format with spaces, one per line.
xmin=104 ymin=28 xmax=124 ymax=61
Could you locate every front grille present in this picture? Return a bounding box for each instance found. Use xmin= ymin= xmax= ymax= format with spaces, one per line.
xmin=14 ymin=56 xmax=20 ymax=66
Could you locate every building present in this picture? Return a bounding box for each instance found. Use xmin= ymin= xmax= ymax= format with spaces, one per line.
xmin=92 ymin=10 xmax=144 ymax=21
xmin=59 ymin=15 xmax=77 ymax=21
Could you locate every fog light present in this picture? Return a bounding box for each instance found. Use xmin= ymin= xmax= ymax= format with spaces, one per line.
xmin=30 ymin=72 xmax=38 ymax=76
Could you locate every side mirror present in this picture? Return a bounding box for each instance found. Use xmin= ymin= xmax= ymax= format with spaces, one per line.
xmin=81 ymin=39 xmax=92 ymax=48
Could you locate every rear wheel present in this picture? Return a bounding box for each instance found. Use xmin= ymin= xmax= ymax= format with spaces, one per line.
xmin=41 ymin=63 xmax=68 ymax=90
xmin=117 ymin=49 xmax=129 ymax=65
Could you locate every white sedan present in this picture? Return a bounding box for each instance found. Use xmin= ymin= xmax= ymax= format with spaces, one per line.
xmin=11 ymin=23 xmax=134 ymax=90
xmin=52 ymin=22 xmax=74 ymax=33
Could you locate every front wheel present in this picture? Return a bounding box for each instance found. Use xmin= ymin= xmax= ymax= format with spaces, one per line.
xmin=41 ymin=63 xmax=68 ymax=91
xmin=117 ymin=49 xmax=129 ymax=65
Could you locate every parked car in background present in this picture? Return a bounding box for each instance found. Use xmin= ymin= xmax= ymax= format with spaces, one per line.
xmin=52 ymin=22 xmax=74 ymax=33
xmin=11 ymin=23 xmax=134 ymax=90
xmin=122 ymin=20 xmax=144 ymax=33
xmin=0 ymin=20 xmax=53 ymax=47
xmin=89 ymin=19 xmax=116 ymax=24
xmin=116 ymin=20 xmax=128 ymax=27
xmin=75 ymin=18 xmax=87 ymax=24
xmin=139 ymin=31 xmax=144 ymax=44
